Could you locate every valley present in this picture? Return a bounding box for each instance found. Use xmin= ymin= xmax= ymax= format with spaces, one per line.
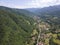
xmin=0 ymin=6 xmax=60 ymax=45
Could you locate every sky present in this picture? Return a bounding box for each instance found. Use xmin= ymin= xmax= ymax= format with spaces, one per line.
xmin=0 ymin=0 xmax=60 ymax=9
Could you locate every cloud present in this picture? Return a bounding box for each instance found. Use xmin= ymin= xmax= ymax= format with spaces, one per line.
xmin=22 ymin=0 xmax=60 ymax=8
xmin=29 ymin=0 xmax=60 ymax=7
xmin=0 ymin=0 xmax=60 ymax=8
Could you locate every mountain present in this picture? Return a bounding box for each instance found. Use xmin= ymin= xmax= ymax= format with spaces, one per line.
xmin=27 ymin=5 xmax=60 ymax=17
xmin=37 ymin=5 xmax=60 ymax=16
xmin=0 ymin=6 xmax=37 ymax=17
xmin=0 ymin=6 xmax=35 ymax=45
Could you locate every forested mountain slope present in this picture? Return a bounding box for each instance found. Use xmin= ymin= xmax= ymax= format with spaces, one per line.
xmin=0 ymin=6 xmax=35 ymax=45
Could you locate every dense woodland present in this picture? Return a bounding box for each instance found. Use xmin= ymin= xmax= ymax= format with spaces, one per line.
xmin=0 ymin=6 xmax=35 ymax=45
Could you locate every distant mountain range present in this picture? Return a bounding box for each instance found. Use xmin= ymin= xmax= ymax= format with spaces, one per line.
xmin=27 ymin=5 xmax=60 ymax=17
xmin=0 ymin=5 xmax=60 ymax=17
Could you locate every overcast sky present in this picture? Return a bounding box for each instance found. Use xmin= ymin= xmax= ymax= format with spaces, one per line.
xmin=0 ymin=0 xmax=60 ymax=9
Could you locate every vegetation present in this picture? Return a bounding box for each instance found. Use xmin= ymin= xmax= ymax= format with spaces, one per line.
xmin=0 ymin=6 xmax=60 ymax=45
xmin=0 ymin=6 xmax=35 ymax=45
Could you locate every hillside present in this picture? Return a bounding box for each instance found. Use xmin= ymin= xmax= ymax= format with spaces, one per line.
xmin=0 ymin=6 xmax=35 ymax=45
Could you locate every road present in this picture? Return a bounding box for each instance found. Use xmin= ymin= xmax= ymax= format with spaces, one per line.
xmin=35 ymin=17 xmax=44 ymax=45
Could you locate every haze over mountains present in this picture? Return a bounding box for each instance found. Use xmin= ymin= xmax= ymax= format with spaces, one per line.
xmin=27 ymin=5 xmax=60 ymax=16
